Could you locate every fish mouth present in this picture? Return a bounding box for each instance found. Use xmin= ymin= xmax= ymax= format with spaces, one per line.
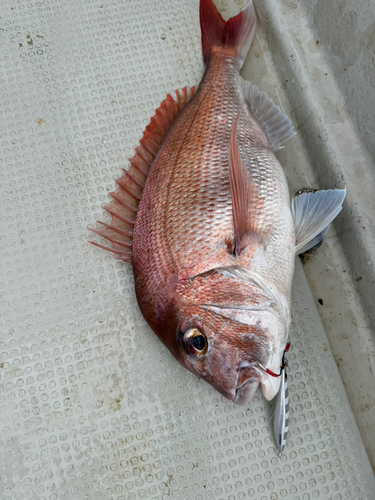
xmin=234 ymin=364 xmax=262 ymax=405
xmin=234 ymin=378 xmax=260 ymax=405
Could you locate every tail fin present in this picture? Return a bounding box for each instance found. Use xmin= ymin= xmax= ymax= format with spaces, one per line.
xmin=200 ymin=0 xmax=256 ymax=68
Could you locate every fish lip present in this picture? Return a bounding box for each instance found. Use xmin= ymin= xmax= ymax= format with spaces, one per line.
xmin=234 ymin=364 xmax=262 ymax=405
xmin=234 ymin=378 xmax=260 ymax=405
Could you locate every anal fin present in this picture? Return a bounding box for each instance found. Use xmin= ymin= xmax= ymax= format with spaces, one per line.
xmin=229 ymin=114 xmax=264 ymax=256
xmin=292 ymin=188 xmax=346 ymax=254
xmin=89 ymin=87 xmax=196 ymax=259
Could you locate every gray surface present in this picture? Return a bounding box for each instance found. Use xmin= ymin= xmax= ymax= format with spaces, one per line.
xmin=301 ymin=0 xmax=375 ymax=160
xmin=253 ymin=0 xmax=375 ymax=330
xmin=249 ymin=0 xmax=375 ymax=469
xmin=0 ymin=0 xmax=374 ymax=498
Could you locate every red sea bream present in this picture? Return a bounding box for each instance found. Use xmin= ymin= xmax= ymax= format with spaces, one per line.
xmin=90 ymin=0 xmax=345 ymax=405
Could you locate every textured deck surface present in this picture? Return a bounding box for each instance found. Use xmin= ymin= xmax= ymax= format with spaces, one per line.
xmin=0 ymin=0 xmax=374 ymax=499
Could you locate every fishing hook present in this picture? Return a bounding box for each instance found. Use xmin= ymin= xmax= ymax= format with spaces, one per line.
xmin=258 ymin=342 xmax=290 ymax=377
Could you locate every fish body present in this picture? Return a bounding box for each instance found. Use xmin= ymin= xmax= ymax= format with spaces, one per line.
xmin=90 ymin=0 xmax=345 ymax=406
xmin=133 ymin=0 xmax=293 ymax=403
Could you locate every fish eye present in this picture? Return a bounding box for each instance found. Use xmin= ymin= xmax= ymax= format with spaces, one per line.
xmin=182 ymin=328 xmax=208 ymax=357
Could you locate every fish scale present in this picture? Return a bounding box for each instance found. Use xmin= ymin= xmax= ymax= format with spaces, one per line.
xmin=131 ymin=13 xmax=296 ymax=400
xmin=145 ymin=48 xmax=295 ymax=294
xmin=92 ymin=0 xmax=345 ymax=407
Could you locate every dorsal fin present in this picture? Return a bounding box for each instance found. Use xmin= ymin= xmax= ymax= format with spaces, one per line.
xmin=240 ymin=77 xmax=295 ymax=151
xmin=229 ymin=114 xmax=264 ymax=256
xmin=89 ymin=87 xmax=196 ymax=261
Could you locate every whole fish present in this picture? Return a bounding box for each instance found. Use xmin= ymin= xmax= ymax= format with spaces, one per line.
xmin=90 ymin=0 xmax=345 ymax=405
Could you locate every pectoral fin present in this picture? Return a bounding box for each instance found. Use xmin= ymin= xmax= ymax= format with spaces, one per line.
xmin=292 ymin=188 xmax=346 ymax=254
xmin=229 ymin=114 xmax=263 ymax=255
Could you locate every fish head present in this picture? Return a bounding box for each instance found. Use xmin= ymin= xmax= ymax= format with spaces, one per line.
xmin=166 ymin=270 xmax=289 ymax=405
xmin=138 ymin=269 xmax=288 ymax=405
xmin=175 ymin=303 xmax=284 ymax=405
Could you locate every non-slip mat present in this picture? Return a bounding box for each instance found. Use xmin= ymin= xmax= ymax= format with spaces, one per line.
xmin=1 ymin=0 xmax=374 ymax=498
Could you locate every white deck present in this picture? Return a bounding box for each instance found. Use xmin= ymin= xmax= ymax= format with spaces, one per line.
xmin=1 ymin=0 xmax=374 ymax=498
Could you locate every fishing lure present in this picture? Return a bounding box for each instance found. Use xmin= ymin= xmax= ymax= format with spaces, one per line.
xmin=272 ymin=343 xmax=290 ymax=455
xmin=259 ymin=343 xmax=290 ymax=455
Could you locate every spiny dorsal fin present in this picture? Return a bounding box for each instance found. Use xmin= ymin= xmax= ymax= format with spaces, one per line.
xmin=89 ymin=87 xmax=196 ymax=261
xmin=240 ymin=77 xmax=295 ymax=151
xmin=229 ymin=114 xmax=264 ymax=256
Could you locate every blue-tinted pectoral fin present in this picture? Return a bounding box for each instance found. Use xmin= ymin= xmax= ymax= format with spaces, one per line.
xmin=292 ymin=189 xmax=346 ymax=254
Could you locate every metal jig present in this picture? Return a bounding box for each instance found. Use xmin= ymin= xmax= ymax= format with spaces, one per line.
xmin=257 ymin=343 xmax=291 ymax=456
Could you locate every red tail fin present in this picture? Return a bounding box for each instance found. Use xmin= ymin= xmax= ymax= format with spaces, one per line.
xmin=200 ymin=0 xmax=256 ymax=67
